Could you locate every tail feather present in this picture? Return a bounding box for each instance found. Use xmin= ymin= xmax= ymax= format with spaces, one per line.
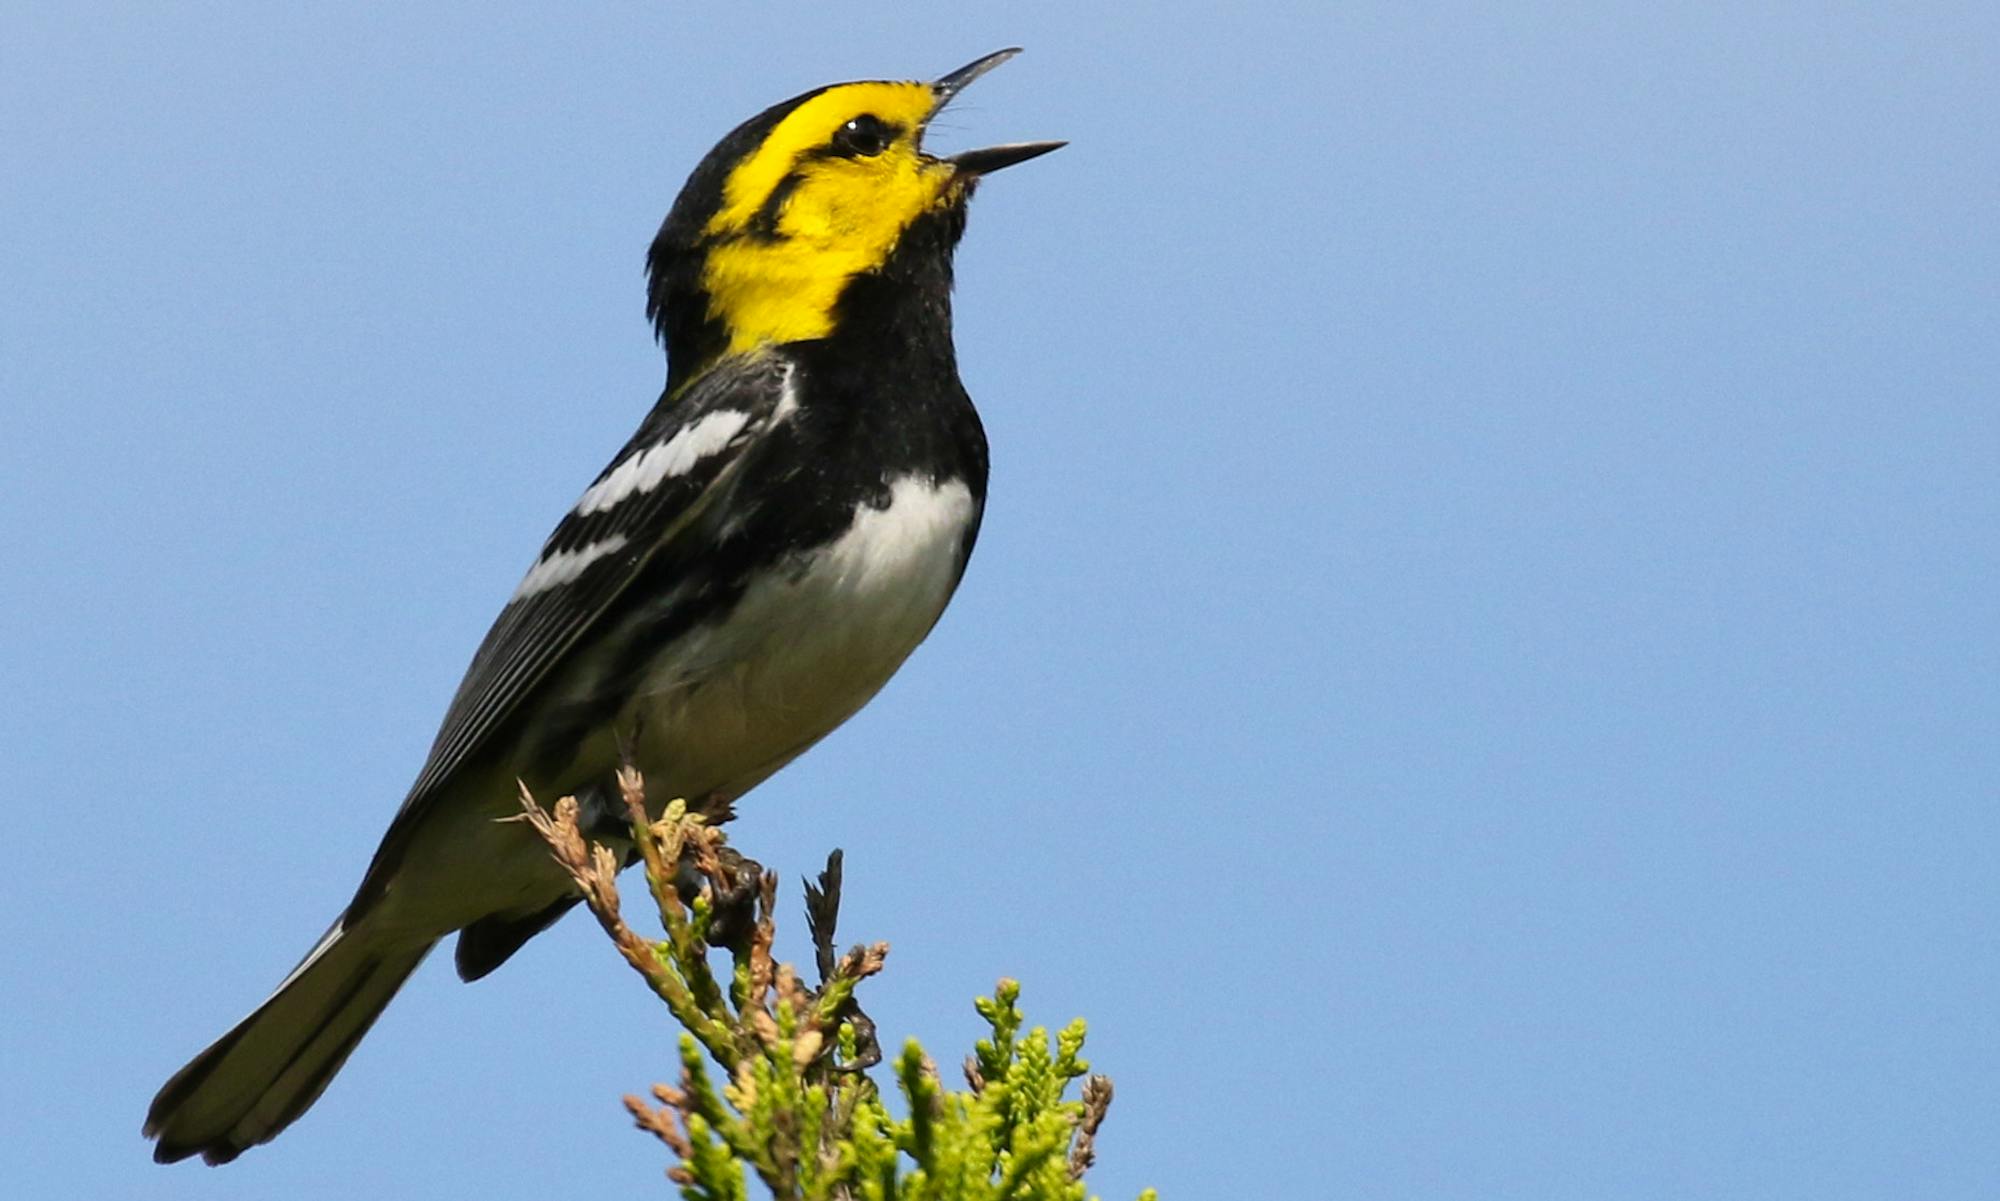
xmin=145 ymin=918 xmax=433 ymax=1165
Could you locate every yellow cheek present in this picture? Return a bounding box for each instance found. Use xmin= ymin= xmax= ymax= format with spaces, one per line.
xmin=700 ymin=158 xmax=952 ymax=353
xmin=792 ymin=154 xmax=928 ymax=239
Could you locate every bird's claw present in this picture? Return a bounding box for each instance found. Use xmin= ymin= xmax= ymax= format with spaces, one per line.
xmin=673 ymin=843 xmax=763 ymax=955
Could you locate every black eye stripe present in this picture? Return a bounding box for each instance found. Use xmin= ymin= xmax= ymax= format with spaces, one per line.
xmin=748 ymin=170 xmax=805 ymax=239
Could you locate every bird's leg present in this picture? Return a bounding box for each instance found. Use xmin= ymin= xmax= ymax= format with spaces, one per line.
xmin=575 ymin=780 xmax=634 ymax=844
xmin=578 ymin=773 xmax=761 ymax=951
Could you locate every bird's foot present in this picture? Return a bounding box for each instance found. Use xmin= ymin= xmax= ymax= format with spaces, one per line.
xmin=674 ymin=842 xmax=763 ymax=956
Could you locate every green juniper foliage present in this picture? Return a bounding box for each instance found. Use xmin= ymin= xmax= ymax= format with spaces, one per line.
xmin=518 ymin=769 xmax=1154 ymax=1201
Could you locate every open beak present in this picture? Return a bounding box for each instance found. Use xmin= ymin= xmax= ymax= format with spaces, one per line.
xmin=930 ymin=48 xmax=1066 ymax=177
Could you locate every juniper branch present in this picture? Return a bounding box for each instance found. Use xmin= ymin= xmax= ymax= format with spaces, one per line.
xmin=517 ymin=771 xmax=1151 ymax=1201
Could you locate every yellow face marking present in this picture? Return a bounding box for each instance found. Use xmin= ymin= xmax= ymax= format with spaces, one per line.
xmin=700 ymin=81 xmax=961 ymax=352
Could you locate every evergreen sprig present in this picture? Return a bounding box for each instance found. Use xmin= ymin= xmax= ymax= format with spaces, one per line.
xmin=517 ymin=769 xmax=1153 ymax=1201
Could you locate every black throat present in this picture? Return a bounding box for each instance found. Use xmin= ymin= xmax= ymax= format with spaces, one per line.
xmin=783 ymin=202 xmax=986 ymax=501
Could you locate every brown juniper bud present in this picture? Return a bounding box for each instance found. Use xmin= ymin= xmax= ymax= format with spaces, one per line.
xmin=792 ymin=1029 xmax=825 ymax=1067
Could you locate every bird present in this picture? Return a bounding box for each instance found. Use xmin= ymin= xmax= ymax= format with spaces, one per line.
xmin=144 ymin=48 xmax=1061 ymax=1165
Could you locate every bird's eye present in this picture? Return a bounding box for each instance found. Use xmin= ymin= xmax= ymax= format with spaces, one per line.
xmin=831 ymin=114 xmax=896 ymax=158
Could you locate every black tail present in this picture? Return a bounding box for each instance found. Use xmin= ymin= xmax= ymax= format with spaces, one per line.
xmin=145 ymin=918 xmax=432 ymax=1164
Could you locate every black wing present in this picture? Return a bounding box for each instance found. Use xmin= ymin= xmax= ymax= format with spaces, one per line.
xmin=349 ymin=354 xmax=795 ymax=908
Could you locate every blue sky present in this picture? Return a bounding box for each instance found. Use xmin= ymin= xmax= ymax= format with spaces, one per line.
xmin=4 ymin=3 xmax=1996 ymax=1198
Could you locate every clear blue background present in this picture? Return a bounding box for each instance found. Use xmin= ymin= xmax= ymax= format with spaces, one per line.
xmin=4 ymin=4 xmax=1995 ymax=1198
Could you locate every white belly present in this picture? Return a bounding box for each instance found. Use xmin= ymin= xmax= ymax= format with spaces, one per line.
xmin=368 ymin=473 xmax=977 ymax=938
xmin=624 ymin=472 xmax=978 ymax=802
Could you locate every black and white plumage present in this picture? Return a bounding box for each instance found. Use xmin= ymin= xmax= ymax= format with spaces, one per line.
xmin=146 ymin=50 xmax=1059 ymax=1165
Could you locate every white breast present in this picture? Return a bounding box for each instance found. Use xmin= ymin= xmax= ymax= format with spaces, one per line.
xmin=628 ymin=473 xmax=979 ymax=801
xmin=814 ymin=474 xmax=979 ymax=617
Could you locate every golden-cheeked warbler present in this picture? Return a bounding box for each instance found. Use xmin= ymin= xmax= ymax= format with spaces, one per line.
xmin=146 ymin=48 xmax=1060 ymax=1165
